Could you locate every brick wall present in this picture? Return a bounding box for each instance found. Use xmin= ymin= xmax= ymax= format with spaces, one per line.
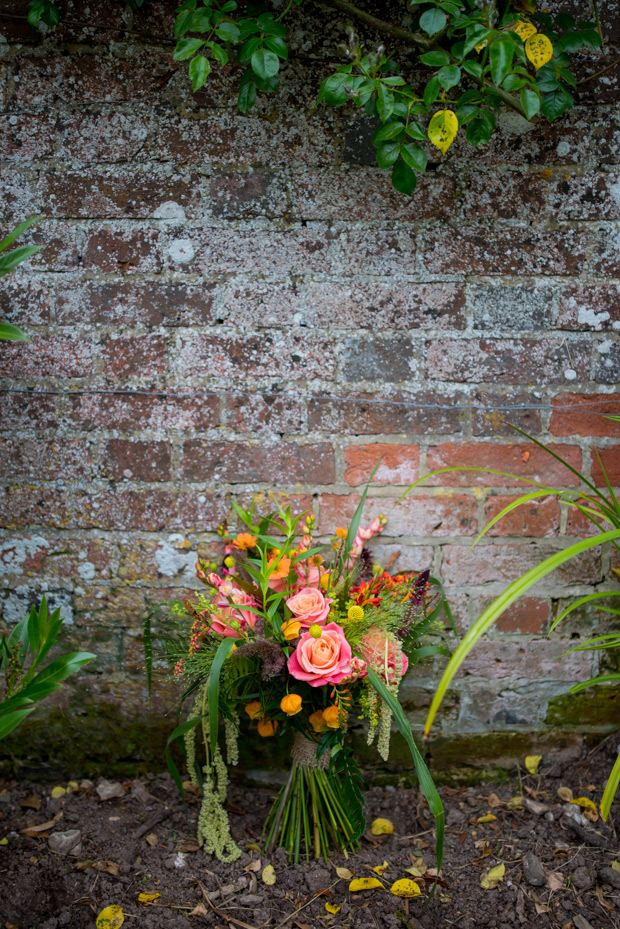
xmin=0 ymin=0 xmax=619 ymax=774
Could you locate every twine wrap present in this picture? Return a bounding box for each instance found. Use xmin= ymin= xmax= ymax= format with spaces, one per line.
xmin=291 ymin=731 xmax=330 ymax=770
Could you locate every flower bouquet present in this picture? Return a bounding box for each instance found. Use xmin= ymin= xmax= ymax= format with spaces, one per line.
xmin=155 ymin=494 xmax=451 ymax=866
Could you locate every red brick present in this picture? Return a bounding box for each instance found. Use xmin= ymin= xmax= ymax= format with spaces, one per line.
xmin=68 ymin=393 xmax=218 ymax=432
xmin=101 ymin=334 xmax=167 ymax=382
xmin=550 ymin=394 xmax=620 ymax=438
xmin=593 ymin=227 xmax=620 ymax=277
xmin=221 ymin=393 xmax=304 ymax=434
xmin=493 ymin=598 xmax=551 ymax=634
xmin=100 ymin=439 xmax=171 ymax=482
xmin=343 ymin=443 xmax=419 ymax=486
xmin=552 ymin=173 xmax=620 ymax=221
xmin=307 ymin=394 xmax=464 ymax=436
xmin=0 ymin=335 xmax=92 ymax=379
xmin=0 ymin=167 xmax=36 ymax=222
xmin=590 ymin=447 xmax=620 ymax=487
xmin=455 ymin=170 xmax=548 ymax=220
xmin=318 ymin=493 xmax=476 ymax=537
xmin=0 ymin=536 xmax=117 ymax=582
xmin=342 ymin=337 xmax=419 ymax=384
xmin=60 ymin=111 xmax=151 ymax=162
xmin=37 ymin=167 xmax=201 ymax=219
xmin=0 ymin=437 xmax=91 ymax=481
xmin=333 ymin=227 xmax=416 ymax=275
xmin=72 ymin=489 xmax=227 ymax=531
xmin=0 ymin=488 xmax=72 ymax=529
xmin=460 ymin=639 xmax=591 ymax=682
xmin=425 ymin=338 xmax=590 ymax=384
xmin=56 ymin=280 xmax=215 ymax=327
xmin=0 ymin=114 xmax=55 ymax=160
xmin=0 ymin=279 xmax=51 ymax=326
xmin=210 ymin=172 xmax=288 ymax=219
xmin=426 ymin=442 xmax=582 ymax=487
xmin=557 ymin=285 xmax=620 ymax=331
xmin=179 ymin=333 xmax=335 ymax=381
xmin=360 ymin=542 xmax=434 ymax=575
xmin=422 ymin=227 xmax=586 ymax=275
xmin=180 ymin=441 xmax=335 ymax=484
xmin=82 ymin=228 xmax=162 ymax=272
xmin=0 ymin=394 xmax=58 ymax=431
xmin=483 ymin=494 xmax=561 ymax=537
xmin=13 ymin=222 xmax=80 ymax=272
xmin=471 ymin=390 xmax=543 ymax=437
xmin=441 ymin=542 xmax=603 ymax=587
xmin=566 ymin=505 xmax=602 ymax=538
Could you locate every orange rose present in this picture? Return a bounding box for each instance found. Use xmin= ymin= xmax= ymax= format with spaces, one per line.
xmin=257 ymin=718 xmax=278 ymax=737
xmin=280 ymin=694 xmax=302 ymax=716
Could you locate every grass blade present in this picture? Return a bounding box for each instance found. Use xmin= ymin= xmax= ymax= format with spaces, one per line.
xmin=600 ymin=749 xmax=620 ymax=821
xmin=550 ymin=591 xmax=620 ymax=632
xmin=208 ymin=638 xmax=237 ymax=754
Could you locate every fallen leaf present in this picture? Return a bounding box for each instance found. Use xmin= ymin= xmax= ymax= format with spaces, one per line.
xmin=480 ymin=863 xmax=505 ymax=889
xmin=487 ymin=793 xmax=502 ymax=808
xmin=20 ymin=812 xmax=62 ymax=835
xmin=67 ymin=781 xmax=79 ymax=793
xmin=405 ymin=857 xmax=427 ymax=878
xmin=390 ymin=879 xmax=421 ymax=898
xmin=20 ymin=795 xmax=42 ymax=811
xmin=244 ymin=843 xmax=261 ymax=852
xmin=439 ymin=894 xmax=452 ymax=903
xmin=507 ymin=796 xmax=524 ymax=811
xmin=51 ymin=786 xmax=67 ymax=799
xmin=336 ymin=867 xmax=353 ymax=880
xmin=557 ymin=786 xmax=573 ymax=803
xmin=349 ymin=877 xmax=384 ymax=892
xmin=245 ymin=859 xmax=262 ymax=872
xmin=372 ymin=860 xmax=389 ymax=875
xmin=611 ymin=861 xmax=620 ymax=873
xmin=412 ymin=837 xmax=429 ymax=850
xmin=189 ymin=902 xmax=208 ymax=917
xmin=477 ymin=814 xmax=497 ymax=824
xmin=262 ymin=864 xmax=276 ymax=886
xmin=525 ymin=755 xmax=542 ymax=775
xmin=534 ymin=902 xmax=549 ymax=915
xmin=138 ymin=892 xmax=161 ymax=904
xmin=177 ymin=840 xmax=200 ymax=853
xmin=571 ymin=797 xmax=597 ymax=812
xmin=92 ymin=860 xmax=121 ymax=876
xmin=96 ymin=905 xmax=124 ymax=929
xmin=324 ymin=902 xmax=341 ymax=914
xmin=0 ymin=837 xmax=8 ymax=845
xmin=547 ymin=871 xmax=565 ymax=892
xmin=145 ymin=833 xmax=158 ymax=846
xmin=370 ymin=818 xmax=393 ymax=836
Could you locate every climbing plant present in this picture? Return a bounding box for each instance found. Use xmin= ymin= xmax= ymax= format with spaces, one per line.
xmin=26 ymin=0 xmax=606 ymax=195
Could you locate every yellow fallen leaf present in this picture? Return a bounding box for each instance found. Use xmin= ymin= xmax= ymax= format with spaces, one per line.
xmin=480 ymin=863 xmax=505 ymax=889
xmin=336 ymin=866 xmax=353 ymax=879
xmin=51 ymin=786 xmax=67 ymax=799
xmin=511 ymin=20 xmax=537 ymax=41
xmin=243 ymin=843 xmax=261 ymax=852
xmin=349 ymin=877 xmax=384 ymax=892
xmin=67 ymin=781 xmax=79 ymax=793
xmin=428 ymin=109 xmax=459 ymax=156
xmin=525 ymin=33 xmax=553 ymax=69
xmin=145 ymin=833 xmax=158 ymax=846
xmin=571 ymin=796 xmax=597 ymax=811
xmin=325 ymin=902 xmax=341 ymax=914
xmin=0 ymin=837 xmax=8 ymax=845
xmin=390 ymin=879 xmax=421 ymax=898
xmin=611 ymin=861 xmax=620 ymax=873
xmin=507 ymin=796 xmax=524 ymax=810
xmin=138 ymin=893 xmax=161 ymax=904
xmin=262 ymin=864 xmax=276 ymax=886
xmin=477 ymin=814 xmax=497 ymax=824
xmin=372 ymin=860 xmax=389 ymax=875
xmin=96 ymin=906 xmax=125 ymax=929
xmin=370 ymin=818 xmax=393 ymax=836
xmin=557 ymin=786 xmax=573 ymax=803
xmin=525 ymin=755 xmax=542 ymax=775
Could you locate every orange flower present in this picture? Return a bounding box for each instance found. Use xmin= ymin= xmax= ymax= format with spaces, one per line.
xmin=281 ymin=619 xmax=302 ymax=641
xmin=308 ymin=709 xmax=326 ymax=732
xmin=320 ymin=573 xmax=330 ymax=590
xmin=233 ymin=532 xmax=257 ymax=551
xmin=269 ymin=555 xmax=291 ymax=580
xmin=280 ymin=694 xmax=302 ymax=716
xmin=257 ymin=718 xmax=278 ymax=737
xmin=323 ymin=705 xmax=342 ymax=729
xmin=336 ymin=527 xmax=347 ymax=540
xmin=245 ymin=700 xmax=263 ymax=720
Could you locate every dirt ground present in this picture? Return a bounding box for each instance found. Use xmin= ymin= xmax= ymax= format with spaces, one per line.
xmin=1 ymin=738 xmax=619 ymax=929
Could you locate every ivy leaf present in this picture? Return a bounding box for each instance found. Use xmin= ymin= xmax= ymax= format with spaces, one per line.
xmin=520 ymin=87 xmax=540 ymax=119
xmin=189 ymin=55 xmax=210 ymax=91
xmin=264 ymin=36 xmax=288 ymax=58
xmin=438 ymin=65 xmax=461 ymax=90
xmin=174 ymin=37 xmax=205 ymax=60
xmin=427 ymin=108 xmax=459 ymax=155
xmin=376 ymin=83 xmax=395 ymax=121
xmin=525 ymin=33 xmax=554 ymax=69
xmin=419 ymin=8 xmax=447 ymax=35
xmin=392 ymin=158 xmax=417 ymax=195
xmin=401 ymin=142 xmax=427 ymax=172
xmin=489 ymin=36 xmax=515 ymax=86
xmin=540 ymin=85 xmax=573 ymax=120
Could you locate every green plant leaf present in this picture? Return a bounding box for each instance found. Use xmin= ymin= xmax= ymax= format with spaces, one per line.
xmin=541 ymin=85 xmax=573 ymax=120
xmin=601 ymin=750 xmax=620 ymax=821
xmin=438 ymin=65 xmax=461 ymax=90
xmin=391 ymin=158 xmax=417 ymax=195
xmin=251 ymin=47 xmax=279 ymax=80
xmin=0 ymin=322 xmax=29 ymax=341
xmin=520 ymin=87 xmax=541 ymax=119
xmin=550 ymin=592 xmax=620 ymax=632
xmin=419 ymin=8 xmax=447 ymax=35
xmin=0 ymin=707 xmax=36 ymax=740
xmin=189 ymin=55 xmax=210 ymax=91
xmin=420 ymin=50 xmax=451 ymax=67
xmin=264 ymin=36 xmax=288 ymax=59
xmin=174 ymin=37 xmax=205 ymax=60
xmin=489 ymin=35 xmax=514 ymax=86
xmin=208 ymin=638 xmax=237 ymax=754
xmin=376 ymin=83 xmax=395 ymax=122
xmin=0 ymin=245 xmax=42 ymax=277
xmin=215 ymin=21 xmax=240 ymax=42
xmin=401 ymin=142 xmax=427 ymax=172
xmin=376 ymin=141 xmax=401 ymax=169
xmin=238 ymin=73 xmax=257 ymax=112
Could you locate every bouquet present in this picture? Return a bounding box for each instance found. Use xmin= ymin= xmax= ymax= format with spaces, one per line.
xmin=158 ymin=495 xmax=451 ymax=865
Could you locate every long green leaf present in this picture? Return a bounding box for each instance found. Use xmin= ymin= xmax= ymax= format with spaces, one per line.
xmin=144 ymin=613 xmax=153 ymax=697
xmin=600 ymin=749 xmax=620 ymax=821
xmin=0 ymin=322 xmax=29 ymax=341
xmin=424 ymin=529 xmax=620 ymax=735
xmin=0 ymin=215 xmax=41 ymax=254
xmin=550 ymin=591 xmax=620 ymax=632
xmin=0 ymin=707 xmax=36 ymax=740
xmin=570 ymin=673 xmax=620 ymax=694
xmin=0 ymin=245 xmax=42 ymax=277
xmin=165 ymin=715 xmax=205 ymax=795
xmin=208 ymin=638 xmax=237 ymax=754
xmin=367 ymin=668 xmax=444 ymax=875
xmin=341 ymin=460 xmax=382 ymax=576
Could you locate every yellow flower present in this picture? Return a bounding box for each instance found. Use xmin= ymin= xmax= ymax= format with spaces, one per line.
xmin=245 ymin=700 xmax=263 ymax=720
xmin=257 ymin=718 xmax=278 ymax=737
xmin=280 ymin=694 xmax=302 ymax=716
xmin=309 ymin=709 xmax=326 ymax=732
xmin=320 ymin=573 xmax=330 ymax=590
xmin=347 ymin=605 xmax=365 ymax=622
xmin=323 ymin=705 xmax=342 ymax=729
xmin=281 ymin=619 xmax=301 ymax=641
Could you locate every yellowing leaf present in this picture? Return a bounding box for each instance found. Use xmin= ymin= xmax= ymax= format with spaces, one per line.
xmin=557 ymin=786 xmax=573 ymax=803
xmin=525 ymin=34 xmax=553 ymax=69
xmin=349 ymin=877 xmax=384 ymax=892
xmin=511 ymin=20 xmax=537 ymax=41
xmin=325 ymin=902 xmax=341 ymax=914
xmin=370 ymin=818 xmax=393 ymax=836
xmin=428 ymin=110 xmax=458 ymax=156
xmin=611 ymin=861 xmax=620 ymax=873
xmin=372 ymin=860 xmax=389 ymax=875
xmin=145 ymin=833 xmax=158 ymax=846
xmin=390 ymin=879 xmax=421 ymax=898
xmin=96 ymin=906 xmax=125 ymax=929
xmin=138 ymin=893 xmax=161 ymax=904
xmin=51 ymin=786 xmax=67 ymax=799
xmin=507 ymin=795 xmax=524 ymax=810
xmin=477 ymin=814 xmax=497 ymax=824
xmin=474 ymin=39 xmax=488 ymax=53
xmin=67 ymin=781 xmax=79 ymax=793
xmin=336 ymin=867 xmax=353 ymax=879
xmin=0 ymin=837 xmax=8 ymax=845
xmin=262 ymin=864 xmax=277 ymax=886
xmin=571 ymin=797 xmax=597 ymax=812
xmin=243 ymin=843 xmax=261 ymax=852
xmin=480 ymin=863 xmax=505 ymax=889
xmin=525 ymin=754 xmax=542 ymax=775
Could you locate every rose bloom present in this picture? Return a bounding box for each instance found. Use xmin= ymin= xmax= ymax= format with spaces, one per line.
xmin=359 ymin=627 xmax=408 ymax=683
xmin=210 ymin=585 xmax=258 ymax=638
xmin=287 ymin=622 xmax=352 ymax=687
xmin=286 ymin=587 xmax=332 ymax=628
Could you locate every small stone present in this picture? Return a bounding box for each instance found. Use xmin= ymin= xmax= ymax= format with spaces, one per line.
xmin=164 ymin=852 xmax=186 ymax=870
xmin=131 ymin=781 xmax=151 ymax=804
xmin=48 ymin=830 xmax=82 ymax=857
xmin=96 ymin=779 xmax=126 ymax=801
xmin=522 ymin=851 xmax=546 ymax=887
xmin=571 ymin=867 xmax=594 ymax=891
xmin=562 ymin=803 xmax=587 ymax=826
xmin=237 ymin=895 xmax=265 ymax=906
xmin=599 ymin=867 xmax=620 ymax=890
xmin=522 ymin=798 xmax=549 ymax=816
xmin=544 ymin=811 xmax=555 ymax=822
xmin=447 ymin=808 xmax=467 ymax=826
xmin=305 ymin=866 xmax=332 ymax=894
xmin=574 ymin=916 xmax=595 ymax=929
xmin=80 ymin=779 xmax=94 ymax=791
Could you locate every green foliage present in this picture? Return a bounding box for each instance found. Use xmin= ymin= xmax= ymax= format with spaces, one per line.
xmin=0 ymin=216 xmax=43 ymax=341
xmin=0 ymin=596 xmax=96 ymax=740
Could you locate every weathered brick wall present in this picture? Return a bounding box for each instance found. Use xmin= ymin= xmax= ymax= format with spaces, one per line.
xmin=0 ymin=0 xmax=619 ymax=775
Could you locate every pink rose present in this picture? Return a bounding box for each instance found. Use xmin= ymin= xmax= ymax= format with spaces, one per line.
xmin=210 ymin=585 xmax=258 ymax=638
xmin=359 ymin=627 xmax=408 ymax=683
xmin=286 ymin=587 xmax=331 ymax=628
xmin=287 ymin=622 xmax=352 ymax=687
